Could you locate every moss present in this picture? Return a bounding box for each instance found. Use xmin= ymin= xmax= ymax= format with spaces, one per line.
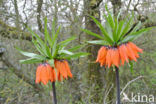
xmin=0 ymin=19 xmax=31 ymax=41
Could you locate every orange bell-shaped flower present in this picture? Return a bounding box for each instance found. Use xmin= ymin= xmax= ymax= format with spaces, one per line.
xmin=96 ymin=42 xmax=143 ymax=68
xmin=35 ymin=63 xmax=56 ymax=85
xmin=55 ymin=60 xmax=72 ymax=81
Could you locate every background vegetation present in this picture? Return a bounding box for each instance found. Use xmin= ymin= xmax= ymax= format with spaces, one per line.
xmin=0 ymin=0 xmax=156 ymax=104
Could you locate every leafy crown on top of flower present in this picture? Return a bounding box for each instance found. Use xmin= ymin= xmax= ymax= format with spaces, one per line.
xmin=16 ymin=17 xmax=89 ymax=67
xmin=82 ymin=5 xmax=152 ymax=47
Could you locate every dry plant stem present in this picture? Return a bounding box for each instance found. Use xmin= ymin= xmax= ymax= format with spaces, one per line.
xmin=120 ymin=76 xmax=144 ymax=95
xmin=115 ymin=67 xmax=120 ymax=104
xmin=52 ymin=82 xmax=57 ymax=104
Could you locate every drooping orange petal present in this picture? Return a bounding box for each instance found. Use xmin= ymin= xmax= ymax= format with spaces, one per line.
xmin=57 ymin=71 xmax=61 ymax=81
xmin=64 ymin=60 xmax=72 ymax=78
xmin=128 ymin=42 xmax=143 ymax=53
xmin=96 ymin=46 xmax=107 ymax=63
xmin=35 ymin=65 xmax=42 ymax=83
xmin=49 ymin=68 xmax=53 ymax=82
xmin=58 ymin=61 xmax=65 ymax=78
xmin=96 ymin=47 xmax=103 ymax=62
xmin=118 ymin=44 xmax=129 ymax=65
xmin=46 ymin=64 xmax=51 ymax=80
xmin=55 ymin=60 xmax=64 ymax=81
xmin=52 ymin=68 xmax=56 ymax=82
xmin=99 ymin=47 xmax=108 ymax=67
xmin=40 ymin=65 xmax=49 ymax=85
xmin=112 ymin=48 xmax=120 ymax=67
xmin=106 ymin=48 xmax=113 ymax=68
xmin=127 ymin=43 xmax=139 ymax=58
xmin=126 ymin=43 xmax=137 ymax=61
xmin=60 ymin=61 xmax=68 ymax=79
xmin=54 ymin=59 xmax=72 ymax=81
xmin=55 ymin=61 xmax=59 ymax=78
xmin=46 ymin=64 xmax=54 ymax=82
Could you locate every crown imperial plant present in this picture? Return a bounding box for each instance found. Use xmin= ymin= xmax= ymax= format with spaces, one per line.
xmin=16 ymin=17 xmax=89 ymax=104
xmin=82 ymin=5 xmax=152 ymax=104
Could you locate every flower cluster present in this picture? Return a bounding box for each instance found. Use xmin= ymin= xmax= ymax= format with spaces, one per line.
xmin=55 ymin=60 xmax=72 ymax=81
xmin=96 ymin=42 xmax=143 ymax=68
xmin=17 ymin=18 xmax=88 ymax=85
xmin=36 ymin=60 xmax=72 ymax=85
xmin=36 ymin=63 xmax=56 ymax=85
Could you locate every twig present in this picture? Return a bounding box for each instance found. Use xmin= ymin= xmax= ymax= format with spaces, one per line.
xmin=120 ymin=76 xmax=144 ymax=95
xmin=127 ymin=0 xmax=132 ymax=11
xmin=103 ymin=84 xmax=114 ymax=104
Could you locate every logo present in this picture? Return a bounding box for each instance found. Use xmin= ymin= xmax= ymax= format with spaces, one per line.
xmin=122 ymin=92 xmax=155 ymax=103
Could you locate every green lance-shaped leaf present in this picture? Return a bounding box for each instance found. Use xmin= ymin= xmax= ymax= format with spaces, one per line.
xmin=116 ymin=20 xmax=124 ymax=42
xmin=63 ymin=52 xmax=90 ymax=60
xmin=90 ymin=16 xmax=114 ymax=44
xmin=45 ymin=45 xmax=52 ymax=58
xmin=57 ymin=36 xmax=76 ymax=48
xmin=27 ymin=27 xmax=44 ymax=46
xmin=117 ymin=9 xmax=122 ymax=21
xmin=68 ymin=44 xmax=85 ymax=52
xmin=112 ymin=18 xmax=118 ymax=42
xmin=51 ymin=26 xmax=61 ymax=58
xmin=59 ymin=49 xmax=74 ymax=55
xmin=121 ymin=27 xmax=152 ymax=43
xmin=44 ymin=17 xmax=54 ymax=49
xmin=19 ymin=58 xmax=42 ymax=64
xmin=32 ymin=36 xmax=46 ymax=56
xmin=82 ymin=29 xmax=105 ymax=40
xmin=104 ymin=4 xmax=116 ymax=29
xmin=103 ymin=14 xmax=114 ymax=31
xmin=27 ymin=27 xmax=48 ymax=57
xmin=120 ymin=14 xmax=134 ymax=38
xmin=44 ymin=17 xmax=48 ymax=43
xmin=16 ymin=47 xmax=45 ymax=61
xmin=104 ymin=15 xmax=113 ymax=40
xmin=51 ymin=26 xmax=61 ymax=48
xmin=129 ymin=21 xmax=142 ymax=33
xmin=87 ymin=40 xmax=110 ymax=45
xmin=52 ymin=18 xmax=56 ymax=40
xmin=52 ymin=41 xmax=57 ymax=58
